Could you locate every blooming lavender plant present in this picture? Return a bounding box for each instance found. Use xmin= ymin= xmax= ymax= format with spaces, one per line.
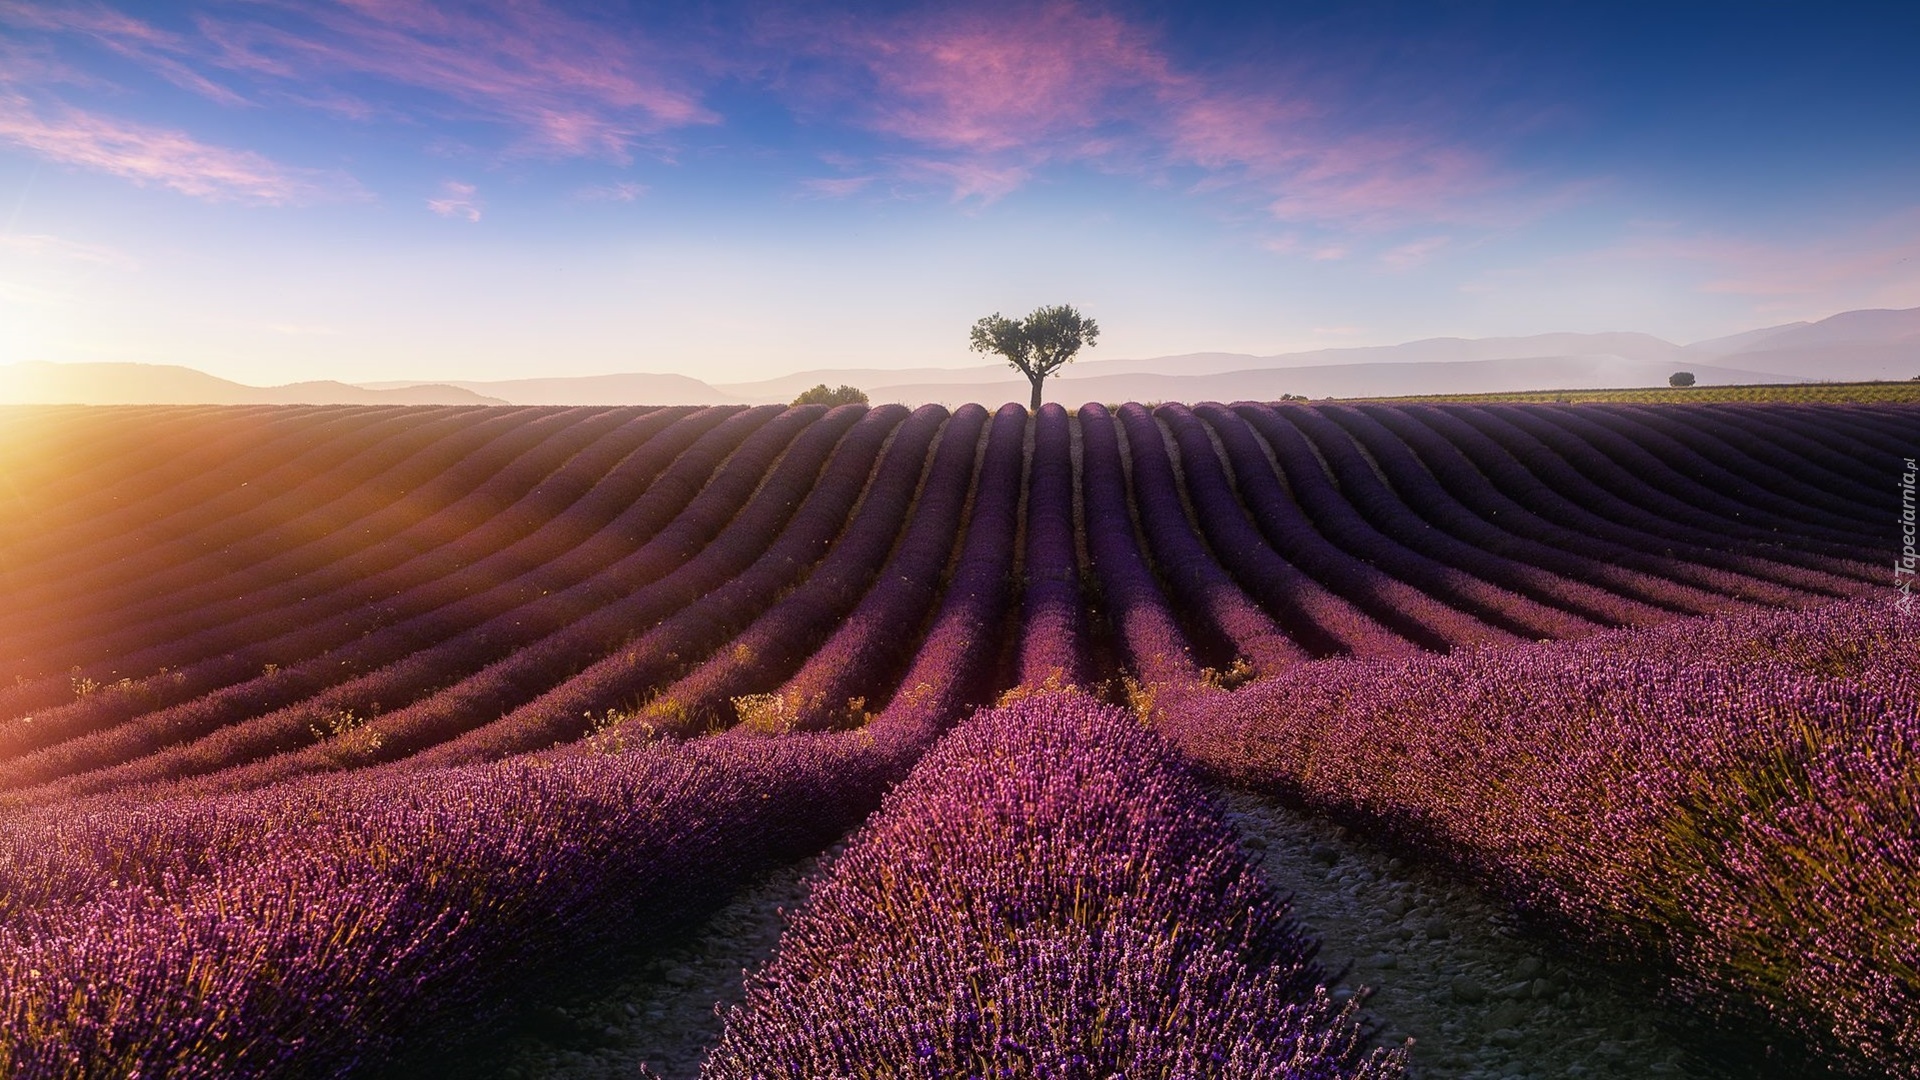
xmin=1160 ymin=597 xmax=1919 ymax=1078
xmin=708 ymin=691 xmax=1406 ymax=1080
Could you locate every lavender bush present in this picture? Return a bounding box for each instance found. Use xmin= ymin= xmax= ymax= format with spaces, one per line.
xmin=708 ymin=691 xmax=1407 ymax=1080
xmin=1161 ymin=597 xmax=1920 ymax=1077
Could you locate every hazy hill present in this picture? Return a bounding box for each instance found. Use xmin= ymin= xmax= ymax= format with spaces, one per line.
xmin=874 ymin=356 xmax=1811 ymax=408
xmin=1686 ymin=307 xmax=1920 ymax=382
xmin=9 ymin=305 xmax=1913 ymax=407
xmin=1 ymin=362 xmax=505 ymax=406
xmin=1681 ymin=321 xmax=1811 ymax=357
xmin=360 ymin=373 xmax=730 ymax=406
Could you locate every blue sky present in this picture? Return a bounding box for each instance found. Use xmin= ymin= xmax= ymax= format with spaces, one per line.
xmin=1 ymin=0 xmax=1916 ymax=386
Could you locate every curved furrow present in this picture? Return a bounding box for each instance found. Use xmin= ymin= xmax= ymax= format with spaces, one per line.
xmin=1315 ymin=404 xmax=1755 ymax=618
xmin=0 ymin=404 xmax=247 ymax=547
xmin=0 ymin=405 xmax=517 ymax=662
xmin=1236 ymin=405 xmax=1551 ymax=644
xmin=1739 ymin=403 xmax=1920 ymax=469
xmin=1269 ymin=405 xmax=1672 ymax=630
xmin=0 ymin=406 xmax=799 ymax=785
xmin=0 ymin=405 xmax=445 ymax=622
xmin=1396 ymin=404 xmax=1865 ymax=598
xmin=2 ymin=407 xmax=884 ymax=805
xmin=0 ymin=405 xmax=378 ymax=563
xmin=0 ymin=407 xmax=614 ymax=677
xmin=1475 ymin=404 xmax=1882 ymax=564
xmin=0 ymin=714 xmax=904 ymax=1080
xmin=58 ymin=406 xmax=695 ymax=666
xmin=1621 ymin=405 xmax=1890 ymax=515
xmin=1789 ymin=404 xmax=1920 ymax=449
xmin=860 ymin=402 xmax=1029 ymax=748
xmin=627 ymin=405 xmax=952 ymax=737
xmin=1168 ymin=405 xmax=1424 ymax=659
xmin=1114 ymin=404 xmax=1315 ymax=673
xmin=1539 ymin=405 xmax=1884 ymax=533
xmin=391 ymin=406 xmax=909 ymax=768
xmin=755 ymin=404 xmax=991 ymax=731
xmin=0 ymin=407 xmax=719 ymax=728
xmin=1017 ymin=403 xmax=1097 ymax=689
xmin=1076 ymin=403 xmax=1202 ymax=691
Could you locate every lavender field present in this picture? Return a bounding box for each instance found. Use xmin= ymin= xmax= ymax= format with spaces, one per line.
xmin=0 ymin=399 xmax=1912 ymax=1078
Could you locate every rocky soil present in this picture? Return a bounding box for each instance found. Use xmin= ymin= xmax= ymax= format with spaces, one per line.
xmin=1222 ymin=789 xmax=1728 ymax=1080
xmin=480 ymin=844 xmax=837 ymax=1080
xmin=478 ymin=787 xmax=1743 ymax=1079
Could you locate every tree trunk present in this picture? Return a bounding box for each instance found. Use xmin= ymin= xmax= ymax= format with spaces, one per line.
xmin=1029 ymin=375 xmax=1043 ymax=412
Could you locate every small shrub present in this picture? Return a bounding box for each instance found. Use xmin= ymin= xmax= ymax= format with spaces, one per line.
xmin=791 ymin=384 xmax=868 ymax=407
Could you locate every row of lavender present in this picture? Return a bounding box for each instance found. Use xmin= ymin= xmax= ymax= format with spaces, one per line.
xmin=1159 ymin=596 xmax=1919 ymax=1078
xmin=1 ymin=401 xmax=1903 ymax=810
xmin=705 ymin=691 xmax=1404 ymax=1079
xmin=0 ymin=403 xmax=1030 ymax=1076
xmin=0 ymin=398 xmax=1912 ymax=1073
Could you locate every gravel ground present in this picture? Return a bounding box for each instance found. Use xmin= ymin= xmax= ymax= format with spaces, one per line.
xmin=481 ymin=843 xmax=841 ymax=1080
xmin=479 ymin=787 xmax=1741 ymax=1080
xmin=1223 ymin=788 xmax=1727 ymax=1080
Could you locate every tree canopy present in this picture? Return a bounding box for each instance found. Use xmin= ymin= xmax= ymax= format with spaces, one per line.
xmin=792 ymin=383 xmax=869 ymax=407
xmin=970 ymin=304 xmax=1099 ymax=410
xmin=1669 ymin=371 xmax=1697 ymax=387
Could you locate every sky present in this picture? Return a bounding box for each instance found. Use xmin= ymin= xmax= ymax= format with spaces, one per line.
xmin=1 ymin=0 xmax=1917 ymax=387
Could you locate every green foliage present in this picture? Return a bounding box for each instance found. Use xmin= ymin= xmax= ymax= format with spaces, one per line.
xmin=969 ymin=303 xmax=1099 ymax=408
xmin=792 ymin=383 xmax=869 ymax=407
xmin=1669 ymin=371 xmax=1697 ymax=387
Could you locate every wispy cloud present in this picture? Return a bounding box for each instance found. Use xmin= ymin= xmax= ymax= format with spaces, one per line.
xmin=0 ymin=0 xmax=249 ymax=104
xmin=1380 ymin=235 xmax=1452 ymax=271
xmin=427 ymin=179 xmax=481 ymax=221
xmin=0 ymin=90 xmax=363 ymax=204
xmin=1457 ymin=211 xmax=1920 ymax=328
xmin=892 ymin=157 xmax=1030 ymax=202
xmin=1262 ymin=233 xmax=1351 ymax=260
xmin=1569 ymin=213 xmax=1920 ymax=308
xmin=197 ymin=0 xmax=716 ymax=160
xmin=573 ymin=180 xmax=647 ymax=202
xmin=765 ymin=0 xmax=1521 ymax=224
xmin=0 ymin=231 xmax=137 ymax=269
xmin=798 ymin=175 xmax=875 ymax=199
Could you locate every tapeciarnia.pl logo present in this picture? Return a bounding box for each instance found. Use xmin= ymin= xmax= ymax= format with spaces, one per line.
xmin=1900 ymin=457 xmax=1917 ymax=611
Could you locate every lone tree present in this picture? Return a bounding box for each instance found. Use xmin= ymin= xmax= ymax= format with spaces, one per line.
xmin=970 ymin=303 xmax=1099 ymax=411
xmin=1669 ymin=371 xmax=1697 ymax=387
xmin=792 ymin=383 xmax=868 ymax=406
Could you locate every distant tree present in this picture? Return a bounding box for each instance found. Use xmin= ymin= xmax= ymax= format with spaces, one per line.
xmin=1669 ymin=371 xmax=1697 ymax=387
xmin=969 ymin=304 xmax=1099 ymax=411
xmin=792 ymin=383 xmax=868 ymax=407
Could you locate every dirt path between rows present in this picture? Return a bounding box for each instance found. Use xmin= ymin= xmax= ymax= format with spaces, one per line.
xmin=1223 ymin=788 xmax=1727 ymax=1080
xmin=479 ymin=787 xmax=1738 ymax=1080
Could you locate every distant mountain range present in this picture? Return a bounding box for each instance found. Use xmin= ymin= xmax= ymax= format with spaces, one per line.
xmin=7 ymin=306 xmax=1917 ymax=407
xmin=0 ymin=362 xmax=504 ymax=406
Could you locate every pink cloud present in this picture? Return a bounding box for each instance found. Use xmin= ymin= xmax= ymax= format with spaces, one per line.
xmin=892 ymin=158 xmax=1031 ymax=202
xmin=0 ymin=0 xmax=248 ymax=104
xmin=837 ymin=2 xmax=1170 ymax=153
xmin=197 ymin=0 xmax=715 ymax=161
xmin=0 ymin=91 xmax=363 ymax=204
xmin=1379 ymin=235 xmax=1452 ymax=271
xmin=426 ymin=179 xmax=481 ymax=221
xmin=767 ymin=0 xmax=1517 ymax=224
